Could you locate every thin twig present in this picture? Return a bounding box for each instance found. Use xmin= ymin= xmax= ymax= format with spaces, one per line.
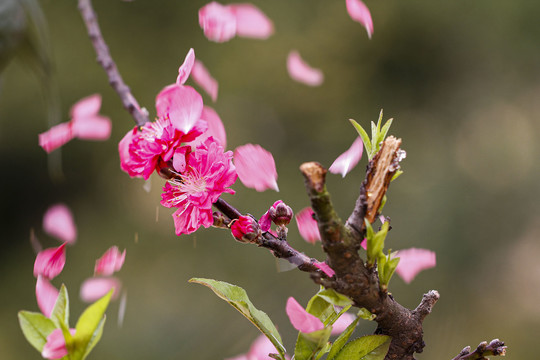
xmin=451 ymin=339 xmax=507 ymax=360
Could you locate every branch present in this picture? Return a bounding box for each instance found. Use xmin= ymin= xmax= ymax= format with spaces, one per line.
xmin=78 ymin=0 xmax=149 ymax=127
xmin=413 ymin=290 xmax=440 ymax=322
xmin=451 ymin=339 xmax=507 ymax=360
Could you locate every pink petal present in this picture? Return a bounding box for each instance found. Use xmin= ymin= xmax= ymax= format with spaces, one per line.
xmin=42 ymin=328 xmax=76 ymax=360
xmin=229 ymin=3 xmax=274 ymax=39
xmin=199 ymin=2 xmax=237 ymax=43
xmin=295 ymin=207 xmax=321 ymax=244
xmin=36 ymin=276 xmax=59 ymax=317
xmin=360 ymin=238 xmax=367 ymax=250
xmin=176 ymin=48 xmax=195 ymax=86
xmin=80 ymin=277 xmax=122 ymax=303
xmin=234 ymin=144 xmax=279 ymax=192
xmin=286 ymin=297 xmax=324 ymax=333
xmin=172 ymin=146 xmax=189 ymax=173
xmin=331 ymin=313 xmax=356 ymax=335
xmin=345 ymin=0 xmax=373 ymax=39
xmin=43 ymin=204 xmax=77 ymax=244
xmin=155 ymin=85 xmax=204 ymax=134
xmin=328 ymin=137 xmax=363 ymax=177
xmin=192 ymin=60 xmax=219 ymax=102
xmin=248 ymin=334 xmax=282 ymax=359
xmin=199 ymin=106 xmax=227 ymax=148
xmin=259 ymin=211 xmax=271 ymax=232
xmin=395 ymin=248 xmax=436 ymax=284
xmin=34 ymin=243 xmax=66 ymax=280
xmin=286 ymin=51 xmax=324 ymax=87
xmin=72 ymin=115 xmax=112 ymax=140
xmin=314 ymin=261 xmax=335 ymax=277
xmin=70 ymin=94 xmax=101 ymax=120
xmin=38 ymin=122 xmax=74 ymax=153
xmin=94 ymin=246 xmax=126 ymax=276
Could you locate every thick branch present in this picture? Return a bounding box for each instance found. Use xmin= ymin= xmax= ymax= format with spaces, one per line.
xmin=451 ymin=339 xmax=507 ymax=360
xmin=78 ymin=0 xmax=149 ymax=126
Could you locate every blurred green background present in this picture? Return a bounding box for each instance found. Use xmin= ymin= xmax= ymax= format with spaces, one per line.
xmin=1 ymin=0 xmax=539 ymax=359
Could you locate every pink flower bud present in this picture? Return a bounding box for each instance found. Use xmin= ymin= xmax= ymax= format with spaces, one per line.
xmin=42 ymin=328 xmax=76 ymax=359
xmin=231 ymin=215 xmax=261 ymax=243
xmin=33 ymin=243 xmax=66 ymax=280
xmin=268 ymin=200 xmax=293 ymax=226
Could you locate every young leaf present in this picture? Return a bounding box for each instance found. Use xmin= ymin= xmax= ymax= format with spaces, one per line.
xmin=316 ymin=289 xmax=353 ymax=308
xmin=377 ymin=118 xmax=393 ymax=146
xmin=334 ymin=335 xmax=391 ymax=360
xmin=370 ymin=121 xmax=377 ymax=147
xmin=71 ymin=290 xmax=113 ymax=360
xmin=189 ymin=278 xmax=286 ymax=359
xmin=357 ymin=308 xmax=376 ymax=321
xmin=18 ymin=311 xmax=56 ymax=352
xmin=294 ymin=327 xmax=332 ymax=360
xmin=82 ymin=316 xmax=106 ymax=359
xmin=350 ymin=119 xmax=372 ymax=158
xmin=50 ymin=284 xmax=69 ymax=329
xmin=391 ymin=170 xmax=403 ymax=182
xmin=327 ymin=317 xmax=360 ymax=360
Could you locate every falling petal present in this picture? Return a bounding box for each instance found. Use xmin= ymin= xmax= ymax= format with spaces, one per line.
xmin=94 ymin=246 xmax=126 ymax=276
xmin=36 ymin=276 xmax=59 ymax=317
xmin=395 ymin=248 xmax=436 ymax=284
xmin=331 ymin=313 xmax=356 ymax=335
xmin=70 ymin=94 xmax=101 ymax=119
xmin=39 ymin=122 xmax=74 ymax=153
xmin=314 ymin=261 xmax=335 ymax=277
xmin=192 ymin=60 xmax=219 ymax=102
xmin=360 ymin=238 xmax=367 ymax=250
xmin=346 ymin=0 xmax=374 ymax=39
xmin=295 ymin=207 xmax=321 ymax=244
xmin=198 ymin=2 xmax=237 ymax=43
xmin=286 ymin=297 xmax=324 ymax=333
xmin=176 ymin=48 xmax=195 ymax=86
xmin=43 ymin=204 xmax=77 ymax=244
xmin=80 ymin=277 xmax=122 ymax=303
xmin=155 ymin=85 xmax=204 ymax=134
xmin=72 ymin=114 xmax=112 ymax=140
xmin=329 ymin=137 xmax=363 ymax=177
xmin=229 ymin=3 xmax=274 ymax=39
xmin=287 ymin=51 xmax=324 ymax=87
xmin=118 ymin=290 xmax=128 ymax=328
xmin=193 ymin=106 xmax=227 ymax=148
xmin=33 ymin=243 xmax=66 ymax=280
xmin=234 ymin=144 xmax=279 ymax=192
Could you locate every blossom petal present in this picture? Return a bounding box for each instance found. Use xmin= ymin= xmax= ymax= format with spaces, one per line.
xmin=42 ymin=328 xmax=76 ymax=360
xmin=94 ymin=246 xmax=126 ymax=276
xmin=346 ymin=0 xmax=373 ymax=39
xmin=295 ymin=207 xmax=321 ymax=244
xmin=229 ymin=3 xmax=274 ymax=39
xmin=234 ymin=144 xmax=278 ymax=192
xmin=70 ymin=94 xmax=101 ymax=120
xmin=176 ymin=48 xmax=195 ymax=86
xmin=328 ymin=137 xmax=363 ymax=177
xmin=156 ymin=85 xmax=204 ymax=134
xmin=43 ymin=204 xmax=77 ymax=244
xmin=80 ymin=277 xmax=121 ymax=303
xmin=287 ymin=51 xmax=324 ymax=87
xmin=192 ymin=60 xmax=218 ymax=102
xmin=395 ymin=248 xmax=437 ymax=284
xmin=360 ymin=238 xmax=367 ymax=250
xmin=34 ymin=243 xmax=66 ymax=279
xmin=172 ymin=204 xmax=214 ymax=236
xmin=286 ymin=297 xmax=324 ymax=333
xmin=72 ymin=115 xmax=112 ymax=140
xmin=314 ymin=262 xmax=335 ymax=277
xmin=36 ymin=276 xmax=59 ymax=317
xmin=331 ymin=313 xmax=356 ymax=335
xmin=39 ymin=123 xmax=74 ymax=153
xmin=199 ymin=2 xmax=237 ymax=43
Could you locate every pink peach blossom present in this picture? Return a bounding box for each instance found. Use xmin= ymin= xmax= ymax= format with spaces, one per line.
xmin=329 ymin=137 xmax=363 ymax=177
xmin=80 ymin=277 xmax=121 ymax=303
xmin=34 ymin=243 xmax=66 ymax=280
xmin=94 ymin=246 xmax=126 ymax=276
xmin=42 ymin=328 xmax=76 ymax=360
xmin=295 ymin=207 xmax=321 ymax=244
xmin=192 ymin=60 xmax=219 ymax=102
xmin=36 ymin=276 xmax=59 ymax=317
xmin=199 ymin=2 xmax=237 ymax=43
xmin=286 ymin=51 xmax=324 ymax=87
xmin=286 ymin=297 xmax=324 ymax=333
xmin=229 ymin=3 xmax=274 ymax=39
xmin=234 ymin=144 xmax=279 ymax=192
xmin=346 ymin=0 xmax=374 ymax=39
xmin=395 ymin=248 xmax=436 ymax=284
xmin=43 ymin=204 xmax=77 ymax=244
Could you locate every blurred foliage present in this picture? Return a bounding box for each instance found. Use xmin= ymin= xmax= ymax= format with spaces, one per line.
xmin=1 ymin=0 xmax=540 ymax=359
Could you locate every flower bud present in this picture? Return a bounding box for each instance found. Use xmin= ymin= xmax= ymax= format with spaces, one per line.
xmin=268 ymin=200 xmax=293 ymax=226
xmin=231 ymin=215 xmax=261 ymax=243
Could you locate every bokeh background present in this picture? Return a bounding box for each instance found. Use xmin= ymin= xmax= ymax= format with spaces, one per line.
xmin=2 ymin=0 xmax=540 ymax=359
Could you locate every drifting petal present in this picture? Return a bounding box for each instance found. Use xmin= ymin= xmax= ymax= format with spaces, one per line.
xmin=34 ymin=243 xmax=66 ymax=280
xmin=286 ymin=51 xmax=324 ymax=87
xmin=395 ymin=248 xmax=436 ymax=284
xmin=80 ymin=277 xmax=121 ymax=303
xmin=286 ymin=297 xmax=324 ymax=333
xmin=39 ymin=122 xmax=74 ymax=153
xmin=234 ymin=144 xmax=279 ymax=192
xmin=70 ymin=94 xmax=101 ymax=120
xmin=192 ymin=60 xmax=219 ymax=102
xmin=295 ymin=207 xmax=321 ymax=244
xmin=331 ymin=313 xmax=356 ymax=335
xmin=314 ymin=261 xmax=335 ymax=277
xmin=36 ymin=276 xmax=59 ymax=317
xmin=345 ymin=0 xmax=374 ymax=39
xmin=42 ymin=328 xmax=76 ymax=360
xmin=176 ymin=48 xmax=196 ymax=86
xmin=329 ymin=137 xmax=363 ymax=177
xmin=72 ymin=115 xmax=112 ymax=140
xmin=199 ymin=2 xmax=237 ymax=43
xmin=360 ymin=238 xmax=367 ymax=250
xmin=94 ymin=246 xmax=126 ymax=276
xmin=229 ymin=3 xmax=274 ymax=39
xmin=43 ymin=204 xmax=77 ymax=244
xmin=194 ymin=106 xmax=227 ymax=148
xmin=156 ymin=85 xmax=204 ymax=134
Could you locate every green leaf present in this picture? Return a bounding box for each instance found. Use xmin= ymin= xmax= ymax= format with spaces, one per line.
xmin=316 ymin=289 xmax=353 ymax=308
xmin=391 ymin=170 xmax=403 ymax=182
xmin=357 ymin=308 xmax=376 ymax=321
xmin=350 ymin=119 xmax=372 ymax=159
xmin=50 ymin=284 xmax=69 ymax=329
xmin=82 ymin=316 xmax=106 ymax=359
xmin=294 ymin=327 xmax=332 ymax=360
xmin=189 ymin=278 xmax=286 ymax=359
xmin=370 ymin=121 xmax=377 ymax=148
xmin=71 ymin=290 xmax=113 ymax=360
xmin=366 ymin=221 xmax=390 ymax=266
xmin=377 ymin=118 xmax=393 ymax=146
xmin=18 ymin=311 xmax=56 ymax=352
xmin=334 ymin=335 xmax=391 ymax=360
xmin=327 ymin=317 xmax=360 ymax=360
